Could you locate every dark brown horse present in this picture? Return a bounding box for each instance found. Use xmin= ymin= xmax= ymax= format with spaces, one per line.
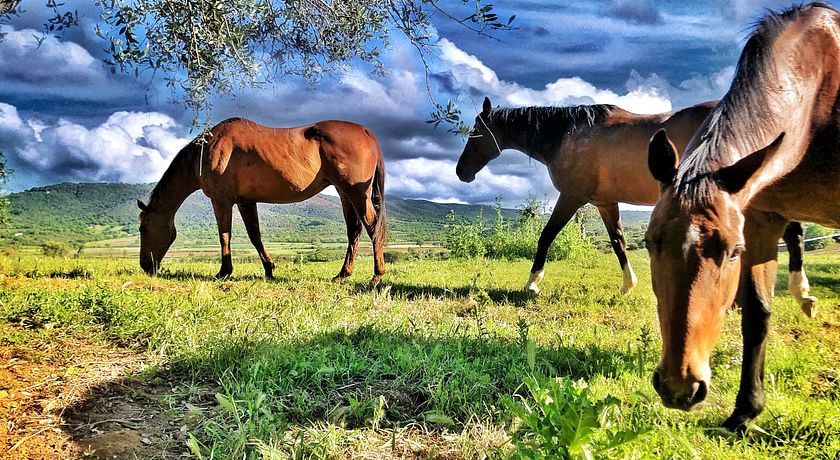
xmin=456 ymin=97 xmax=813 ymax=302
xmin=646 ymin=3 xmax=838 ymax=433
xmin=137 ymin=118 xmax=387 ymax=284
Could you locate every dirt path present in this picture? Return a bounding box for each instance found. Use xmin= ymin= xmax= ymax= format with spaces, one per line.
xmin=0 ymin=325 xmax=206 ymax=459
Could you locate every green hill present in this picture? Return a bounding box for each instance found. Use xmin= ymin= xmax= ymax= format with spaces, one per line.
xmin=1 ymin=182 xmax=522 ymax=247
xmin=0 ymin=182 xmax=652 ymax=251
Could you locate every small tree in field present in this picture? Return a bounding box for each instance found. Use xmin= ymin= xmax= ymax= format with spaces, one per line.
xmin=804 ymin=223 xmax=836 ymax=251
xmin=0 ymin=151 xmax=10 ymax=226
xmin=42 ymin=241 xmax=70 ymax=258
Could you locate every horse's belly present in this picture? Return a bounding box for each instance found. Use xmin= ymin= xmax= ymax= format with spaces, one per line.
xmin=235 ymin=167 xmax=327 ymax=203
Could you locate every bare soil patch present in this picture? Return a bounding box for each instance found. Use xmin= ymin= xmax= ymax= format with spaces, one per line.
xmin=0 ymin=325 xmax=208 ymax=459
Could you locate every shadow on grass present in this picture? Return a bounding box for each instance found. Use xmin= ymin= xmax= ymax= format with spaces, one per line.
xmin=152 ymin=270 xmax=267 ymax=282
xmin=350 ymin=281 xmax=536 ymax=306
xmin=60 ymin=326 xmax=640 ymax=457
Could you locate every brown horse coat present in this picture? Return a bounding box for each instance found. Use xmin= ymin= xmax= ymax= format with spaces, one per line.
xmin=138 ymin=118 xmax=387 ymax=284
xmin=646 ymin=2 xmax=839 ymax=432
xmin=455 ymin=98 xmax=815 ymax=295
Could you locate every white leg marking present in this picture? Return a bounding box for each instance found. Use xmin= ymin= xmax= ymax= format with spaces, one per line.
xmin=789 ymin=270 xmax=818 ymax=318
xmin=524 ymin=270 xmax=545 ymax=294
xmin=621 ymin=263 xmax=638 ymax=294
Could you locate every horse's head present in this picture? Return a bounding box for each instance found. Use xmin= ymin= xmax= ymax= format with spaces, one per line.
xmin=645 ymin=129 xmax=780 ymax=411
xmin=456 ymin=97 xmax=501 ymax=183
xmin=137 ymin=198 xmax=176 ymax=275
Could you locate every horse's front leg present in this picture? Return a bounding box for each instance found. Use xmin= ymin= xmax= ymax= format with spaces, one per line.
xmin=722 ymin=210 xmax=786 ymax=434
xmin=525 ymin=196 xmax=582 ymax=293
xmin=238 ymin=201 xmax=275 ymax=279
xmin=596 ymin=202 xmax=637 ymax=293
xmin=333 ymin=196 xmax=363 ymax=282
xmin=211 ymin=199 xmax=234 ymax=278
xmin=782 ymin=222 xmax=818 ymax=317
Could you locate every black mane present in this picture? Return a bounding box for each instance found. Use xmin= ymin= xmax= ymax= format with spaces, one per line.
xmin=487 ymin=104 xmax=616 ymax=154
xmin=675 ymin=2 xmax=837 ymax=207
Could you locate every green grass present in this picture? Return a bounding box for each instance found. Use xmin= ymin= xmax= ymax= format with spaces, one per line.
xmin=0 ymin=250 xmax=838 ymax=458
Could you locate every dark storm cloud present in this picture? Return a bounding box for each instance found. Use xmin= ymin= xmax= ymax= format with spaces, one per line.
xmin=607 ymin=0 xmax=662 ymax=25
xmin=552 ymin=41 xmax=607 ymax=54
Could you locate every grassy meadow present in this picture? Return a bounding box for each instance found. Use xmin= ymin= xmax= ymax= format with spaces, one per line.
xmin=0 ymin=248 xmax=838 ymax=459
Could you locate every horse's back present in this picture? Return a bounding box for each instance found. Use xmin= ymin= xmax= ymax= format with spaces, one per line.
xmin=200 ymin=118 xmax=380 ymax=204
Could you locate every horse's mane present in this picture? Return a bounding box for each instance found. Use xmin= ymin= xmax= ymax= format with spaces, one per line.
xmin=148 ymin=138 xmax=200 ymax=210
xmin=675 ymin=2 xmax=837 ymax=207
xmin=487 ymin=104 xmax=616 ymax=154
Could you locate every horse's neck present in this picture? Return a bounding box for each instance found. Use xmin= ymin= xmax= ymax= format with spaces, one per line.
xmin=502 ymin=133 xmax=549 ymax=165
xmin=149 ymin=146 xmax=201 ymax=217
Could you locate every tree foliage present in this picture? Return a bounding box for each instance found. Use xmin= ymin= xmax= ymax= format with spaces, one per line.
xmin=0 ymin=151 xmax=9 ymax=225
xmin=2 ymin=1 xmax=513 ymax=125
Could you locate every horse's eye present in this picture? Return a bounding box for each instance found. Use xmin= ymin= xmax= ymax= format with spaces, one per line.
xmin=729 ymin=244 xmax=745 ymax=262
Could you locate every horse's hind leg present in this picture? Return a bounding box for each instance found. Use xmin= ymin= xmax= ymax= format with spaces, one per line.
xmin=525 ymin=196 xmax=582 ymax=293
xmin=333 ymin=196 xmax=363 ymax=282
xmin=783 ymin=221 xmax=817 ymax=317
xmin=211 ymin=199 xmax=234 ymax=278
xmin=597 ymin=202 xmax=637 ymax=293
xmin=342 ymin=189 xmax=385 ymax=286
xmin=237 ymin=201 xmax=275 ymax=279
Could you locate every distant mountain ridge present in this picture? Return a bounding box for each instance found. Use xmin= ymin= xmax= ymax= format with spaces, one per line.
xmin=0 ymin=182 xmax=517 ymax=246
xmin=1 ymin=182 xmax=652 ymax=247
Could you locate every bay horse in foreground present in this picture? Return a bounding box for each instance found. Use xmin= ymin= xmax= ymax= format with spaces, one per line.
xmin=137 ymin=118 xmax=387 ymax=285
xmin=456 ymin=97 xmax=814 ymax=310
xmin=646 ymin=3 xmax=838 ymax=433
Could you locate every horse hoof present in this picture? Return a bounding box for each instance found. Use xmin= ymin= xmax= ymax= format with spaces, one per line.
xmin=215 ymin=271 xmax=232 ymax=279
xmin=369 ymin=275 xmax=382 ymax=288
xmin=264 ymin=264 xmax=275 ymax=279
xmin=332 ymin=274 xmax=348 ymax=283
xmin=621 ymin=283 xmax=635 ymax=294
xmin=800 ymin=297 xmax=818 ymax=318
xmin=525 ymin=283 xmax=540 ymax=295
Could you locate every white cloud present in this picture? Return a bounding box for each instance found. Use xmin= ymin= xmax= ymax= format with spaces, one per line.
xmin=0 ymin=26 xmax=103 ymax=84
xmin=386 ymin=157 xmax=544 ymax=205
xmin=678 ymin=66 xmax=735 ymax=101
xmin=0 ymin=102 xmax=190 ymax=188
xmin=436 ymin=38 xmax=672 ymax=114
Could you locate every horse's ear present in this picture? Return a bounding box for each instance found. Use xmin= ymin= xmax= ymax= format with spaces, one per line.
xmin=136 ymin=198 xmax=148 ymax=212
xmin=648 ymin=129 xmax=680 ymax=184
xmin=716 ymin=132 xmax=785 ymax=194
xmin=482 ymin=97 xmax=491 ymax=115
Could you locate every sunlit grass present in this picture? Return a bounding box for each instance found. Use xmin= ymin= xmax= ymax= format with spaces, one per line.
xmin=0 ymin=250 xmax=838 ymax=458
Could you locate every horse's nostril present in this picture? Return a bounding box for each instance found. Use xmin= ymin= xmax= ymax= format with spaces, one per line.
xmin=652 ymin=370 xmax=662 ymax=392
xmin=690 ymin=380 xmax=708 ymax=405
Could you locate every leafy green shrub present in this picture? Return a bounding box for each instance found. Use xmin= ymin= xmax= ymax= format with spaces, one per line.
xmin=384 ymin=248 xmax=435 ymax=264
xmin=304 ymin=248 xmax=345 ymax=262
xmin=446 ymin=197 xmax=594 ymax=261
xmin=41 ymin=240 xmax=70 ymax=258
xmin=445 ymin=209 xmax=487 ymax=258
xmin=804 ymin=223 xmax=836 ymax=250
xmin=510 ymin=377 xmax=647 ymax=459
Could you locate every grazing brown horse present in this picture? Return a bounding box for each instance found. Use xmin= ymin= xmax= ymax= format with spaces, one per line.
xmin=137 ymin=118 xmax=387 ymax=284
xmin=646 ymin=3 xmax=839 ymax=433
xmin=455 ymin=97 xmax=813 ymax=301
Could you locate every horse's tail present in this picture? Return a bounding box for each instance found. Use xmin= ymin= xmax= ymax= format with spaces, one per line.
xmin=371 ymin=138 xmax=388 ymax=253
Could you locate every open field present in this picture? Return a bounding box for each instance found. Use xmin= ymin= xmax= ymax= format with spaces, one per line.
xmin=0 ymin=250 xmax=838 ymax=459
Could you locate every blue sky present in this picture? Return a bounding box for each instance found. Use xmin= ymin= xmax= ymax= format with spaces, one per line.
xmin=0 ymin=0 xmax=827 ymax=205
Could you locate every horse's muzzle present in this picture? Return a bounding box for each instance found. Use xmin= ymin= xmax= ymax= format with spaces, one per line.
xmin=455 ymin=165 xmax=475 ymax=183
xmin=652 ymin=369 xmax=709 ymax=411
